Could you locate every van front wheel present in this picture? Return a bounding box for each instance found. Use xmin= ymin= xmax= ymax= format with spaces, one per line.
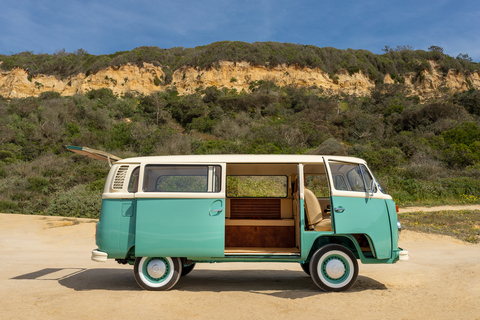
xmin=309 ymin=244 xmax=358 ymax=292
xmin=181 ymin=263 xmax=196 ymax=276
xmin=300 ymin=262 xmax=310 ymax=275
xmin=134 ymin=257 xmax=182 ymax=291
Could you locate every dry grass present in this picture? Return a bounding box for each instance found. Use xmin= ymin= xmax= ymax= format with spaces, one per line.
xmin=398 ymin=210 xmax=480 ymax=243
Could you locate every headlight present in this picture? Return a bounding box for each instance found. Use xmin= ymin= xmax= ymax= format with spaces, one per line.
xmin=397 ymin=220 xmax=402 ymax=233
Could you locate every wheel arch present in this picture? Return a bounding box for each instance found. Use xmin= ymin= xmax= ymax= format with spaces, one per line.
xmin=306 ymin=235 xmax=362 ymax=262
xmin=115 ymin=245 xmax=136 ymax=265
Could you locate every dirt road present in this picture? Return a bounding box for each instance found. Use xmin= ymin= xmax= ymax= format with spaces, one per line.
xmin=1 ymin=213 xmax=479 ymax=320
xmin=398 ymin=204 xmax=480 ymax=213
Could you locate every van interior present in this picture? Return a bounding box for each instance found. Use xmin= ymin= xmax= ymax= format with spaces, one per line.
xmin=224 ymin=163 xmax=332 ymax=256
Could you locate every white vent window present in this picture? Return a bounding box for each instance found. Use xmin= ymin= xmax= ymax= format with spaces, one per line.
xmin=112 ymin=165 xmax=129 ymax=190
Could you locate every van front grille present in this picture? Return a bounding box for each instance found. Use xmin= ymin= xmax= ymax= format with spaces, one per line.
xmin=112 ymin=165 xmax=129 ymax=190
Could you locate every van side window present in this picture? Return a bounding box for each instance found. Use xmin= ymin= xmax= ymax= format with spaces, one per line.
xmin=143 ymin=165 xmax=221 ymax=193
xmin=330 ymin=162 xmax=366 ymax=192
xmin=346 ymin=166 xmax=365 ymax=192
xmin=360 ymin=164 xmax=376 ymax=193
xmin=333 ymin=175 xmax=348 ymax=191
xmin=128 ymin=166 xmax=140 ymax=193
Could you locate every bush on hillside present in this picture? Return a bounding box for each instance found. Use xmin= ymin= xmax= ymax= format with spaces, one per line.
xmin=0 ymin=80 xmax=479 ymax=216
xmin=45 ymin=185 xmax=102 ymax=218
xmin=2 ymin=42 xmax=478 ymax=79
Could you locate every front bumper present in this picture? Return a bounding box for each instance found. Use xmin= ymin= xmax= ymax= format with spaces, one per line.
xmin=91 ymin=249 xmax=108 ymax=262
xmin=399 ymin=250 xmax=409 ymax=261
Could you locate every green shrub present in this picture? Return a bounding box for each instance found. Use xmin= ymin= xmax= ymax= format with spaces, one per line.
xmin=441 ymin=122 xmax=480 ymax=168
xmin=65 ymin=122 xmax=81 ymax=138
xmin=442 ymin=143 xmax=480 ymax=168
xmin=451 ymin=89 xmax=480 ymax=116
xmin=194 ymin=139 xmax=242 ymax=154
xmin=87 ymin=179 xmax=106 ymax=192
xmin=105 ymin=122 xmax=133 ymax=150
xmin=187 ymin=116 xmax=218 ymax=133
xmin=0 ymin=150 xmax=15 ymax=163
xmin=167 ymin=95 xmax=207 ymax=126
xmin=45 ymin=185 xmax=101 ymax=218
xmin=39 ymin=91 xmax=62 ymax=100
xmin=85 ymin=88 xmax=117 ymax=106
xmin=308 ymin=138 xmax=347 ymax=156
xmin=0 ymin=200 xmax=19 ymax=213
xmin=350 ymin=145 xmax=404 ymax=172
xmin=27 ymin=177 xmax=50 ymax=193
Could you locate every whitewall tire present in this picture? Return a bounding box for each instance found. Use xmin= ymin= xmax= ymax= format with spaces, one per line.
xmin=134 ymin=256 xmax=182 ymax=291
xmin=309 ymin=244 xmax=358 ymax=292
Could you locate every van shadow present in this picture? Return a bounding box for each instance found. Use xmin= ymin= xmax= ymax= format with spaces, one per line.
xmin=11 ymin=267 xmax=140 ymax=291
xmin=176 ymin=270 xmax=387 ymax=299
xmin=12 ymin=267 xmax=387 ymax=298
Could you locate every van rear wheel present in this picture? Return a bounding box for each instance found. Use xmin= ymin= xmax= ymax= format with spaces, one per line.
xmin=134 ymin=257 xmax=182 ymax=291
xmin=309 ymin=244 xmax=358 ymax=292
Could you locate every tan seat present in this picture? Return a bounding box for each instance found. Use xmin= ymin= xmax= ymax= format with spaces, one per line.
xmin=304 ymin=188 xmax=332 ymax=231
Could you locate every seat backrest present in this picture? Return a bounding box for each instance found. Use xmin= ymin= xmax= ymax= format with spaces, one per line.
xmin=304 ymin=188 xmax=324 ymax=227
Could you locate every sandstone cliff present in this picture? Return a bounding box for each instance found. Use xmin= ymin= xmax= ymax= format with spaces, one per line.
xmin=0 ymin=60 xmax=479 ymax=99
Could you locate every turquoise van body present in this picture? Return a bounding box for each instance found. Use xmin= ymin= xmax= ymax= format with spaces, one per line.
xmin=91 ymin=155 xmax=407 ymax=291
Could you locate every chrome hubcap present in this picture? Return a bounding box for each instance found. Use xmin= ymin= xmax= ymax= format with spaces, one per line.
xmin=325 ymin=259 xmax=345 ymax=279
xmin=147 ymin=259 xmax=166 ymax=278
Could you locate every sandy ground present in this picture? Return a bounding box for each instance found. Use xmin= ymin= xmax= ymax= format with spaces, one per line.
xmin=1 ymin=213 xmax=479 ymax=320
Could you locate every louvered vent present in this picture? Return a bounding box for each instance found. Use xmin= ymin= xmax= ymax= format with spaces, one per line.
xmin=112 ymin=165 xmax=129 ymax=190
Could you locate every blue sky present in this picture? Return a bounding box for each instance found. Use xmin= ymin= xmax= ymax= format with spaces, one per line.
xmin=1 ymin=0 xmax=479 ymax=61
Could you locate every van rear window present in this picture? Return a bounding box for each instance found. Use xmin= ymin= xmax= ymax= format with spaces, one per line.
xmin=143 ymin=165 xmax=221 ymax=193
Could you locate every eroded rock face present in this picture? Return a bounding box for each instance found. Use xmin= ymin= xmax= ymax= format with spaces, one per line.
xmin=171 ymin=61 xmax=375 ymax=96
xmin=0 ymin=60 xmax=478 ymax=99
xmin=0 ymin=63 xmax=165 ymax=98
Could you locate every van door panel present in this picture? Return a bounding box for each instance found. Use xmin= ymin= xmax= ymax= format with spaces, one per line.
xmin=325 ymin=160 xmax=392 ymax=259
xmin=135 ymin=198 xmax=225 ymax=258
xmin=330 ymin=196 xmax=392 ymax=258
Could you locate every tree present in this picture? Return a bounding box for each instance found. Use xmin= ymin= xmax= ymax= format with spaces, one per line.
xmin=428 ymin=45 xmax=444 ymax=54
xmin=456 ymin=53 xmax=473 ymax=62
xmin=427 ymin=45 xmax=445 ymax=61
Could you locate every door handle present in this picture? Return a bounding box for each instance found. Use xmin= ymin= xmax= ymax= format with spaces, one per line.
xmin=334 ymin=207 xmax=345 ymax=213
xmin=209 ymin=208 xmax=223 ymax=216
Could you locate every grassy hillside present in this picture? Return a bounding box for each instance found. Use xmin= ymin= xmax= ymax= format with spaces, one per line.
xmin=1 ymin=42 xmax=479 ymax=85
xmin=1 ymin=81 xmax=479 ymax=218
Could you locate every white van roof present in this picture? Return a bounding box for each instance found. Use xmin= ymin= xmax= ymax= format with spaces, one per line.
xmin=116 ymin=154 xmax=366 ymax=165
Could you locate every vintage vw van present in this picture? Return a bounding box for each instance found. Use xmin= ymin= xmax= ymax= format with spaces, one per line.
xmin=82 ymin=152 xmax=407 ymax=291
